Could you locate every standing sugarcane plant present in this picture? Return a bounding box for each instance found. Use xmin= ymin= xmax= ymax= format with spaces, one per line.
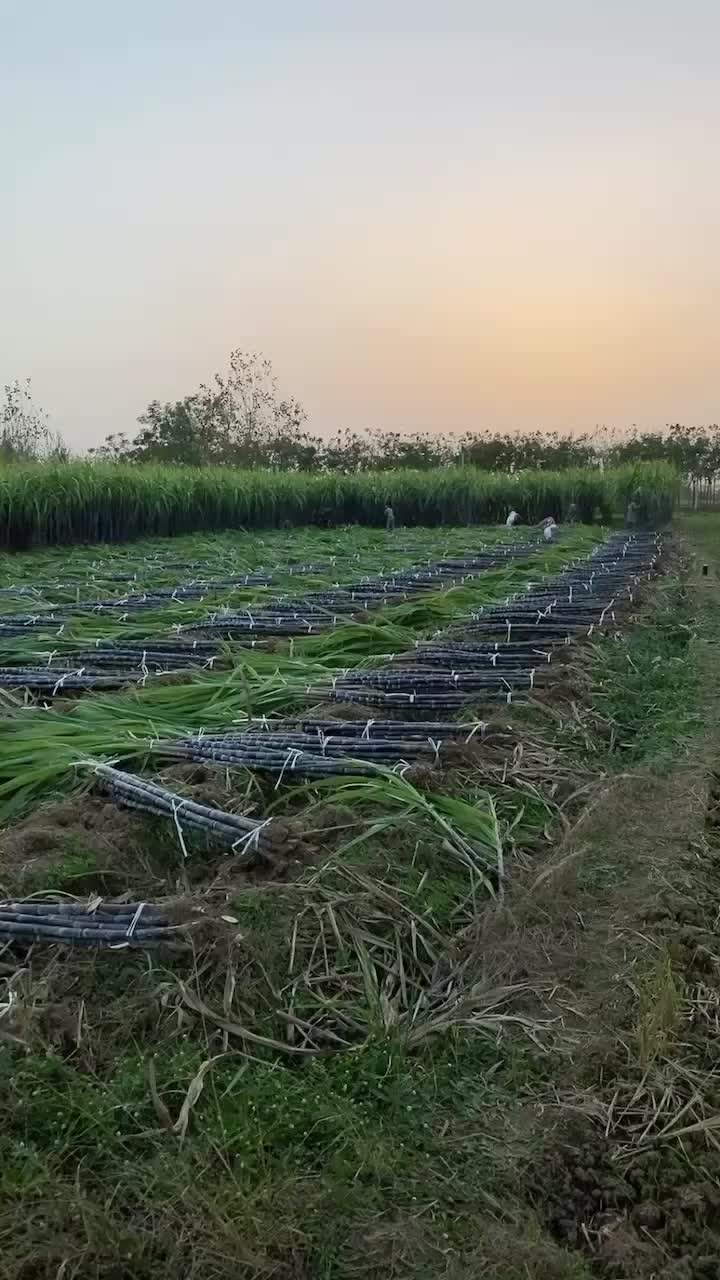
xmin=0 ymin=460 xmax=676 ymax=548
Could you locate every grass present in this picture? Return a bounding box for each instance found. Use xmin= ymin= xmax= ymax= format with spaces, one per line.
xmin=586 ymin=571 xmax=700 ymax=764
xmin=0 ymin=1027 xmax=568 ymax=1279
xmin=0 ymin=459 xmax=676 ymax=546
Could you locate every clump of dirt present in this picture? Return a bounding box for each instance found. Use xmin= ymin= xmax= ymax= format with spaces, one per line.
xmin=526 ymin=1116 xmax=633 ymax=1246
xmin=705 ymin=771 xmax=720 ymax=833
xmin=530 ymin=674 xmax=588 ymax=708
xmin=307 ymin=699 xmax=390 ymax=722
xmin=527 ymin=1113 xmax=720 ymax=1279
xmin=157 ymin=762 xmax=252 ymax=811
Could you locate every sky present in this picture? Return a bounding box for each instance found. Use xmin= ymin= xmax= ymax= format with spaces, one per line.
xmin=1 ymin=0 xmax=718 ymax=452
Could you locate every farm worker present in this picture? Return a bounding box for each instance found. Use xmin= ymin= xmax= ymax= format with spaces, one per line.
xmin=543 ymin=520 xmax=557 ymax=542
xmin=625 ymin=497 xmax=639 ymax=527
xmin=505 ymin=509 xmax=520 ymax=528
xmin=567 ymin=502 xmax=577 ymax=523
xmin=538 ymin=515 xmax=556 ymax=529
xmin=384 ymin=504 xmax=396 ymax=531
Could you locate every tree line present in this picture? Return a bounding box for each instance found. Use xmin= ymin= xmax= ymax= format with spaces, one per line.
xmin=4 ymin=352 xmax=720 ymax=481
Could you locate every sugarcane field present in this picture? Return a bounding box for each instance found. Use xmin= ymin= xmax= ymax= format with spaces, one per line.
xmin=0 ymin=457 xmax=719 ymax=1280
xmin=11 ymin=1 xmax=720 ymax=1269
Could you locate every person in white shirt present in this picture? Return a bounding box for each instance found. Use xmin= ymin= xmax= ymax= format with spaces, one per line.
xmin=543 ymin=520 xmax=557 ymax=542
xmin=506 ymin=509 xmax=520 ymax=528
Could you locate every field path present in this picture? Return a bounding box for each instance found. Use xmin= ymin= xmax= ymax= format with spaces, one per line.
xmin=488 ymin=517 xmax=720 ymax=1279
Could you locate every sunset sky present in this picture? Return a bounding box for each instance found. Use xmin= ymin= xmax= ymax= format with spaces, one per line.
xmin=2 ymin=0 xmax=718 ymax=451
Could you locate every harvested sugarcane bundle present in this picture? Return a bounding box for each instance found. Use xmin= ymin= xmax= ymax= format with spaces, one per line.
xmin=0 ymin=616 xmax=67 ymax=636
xmin=0 ymin=898 xmax=177 ymax=948
xmin=0 ymin=667 xmax=130 ymax=692
xmin=172 ymin=732 xmax=438 ymax=757
xmin=89 ymin=763 xmax=277 ymax=860
xmin=447 ymin=621 xmax=592 ymax=642
xmin=184 ymin=615 xmax=338 ymax=637
xmin=96 ymin=638 xmax=219 ymax=655
xmin=284 ymin=717 xmax=487 ymax=739
xmin=164 ymin=745 xmax=389 ymax=779
xmin=317 ymin=669 xmax=544 ymax=705
xmin=152 ymin=714 xmax=495 ymax=782
xmin=48 ymin=648 xmax=216 ymax=672
xmin=319 ymin=688 xmax=514 ymax=710
xmin=325 ymin=668 xmax=542 ymax=689
xmin=161 ymin=734 xmax=450 ymax=778
xmin=395 ymin=644 xmax=555 ymax=668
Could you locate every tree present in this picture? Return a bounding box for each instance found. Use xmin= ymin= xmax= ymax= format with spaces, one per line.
xmin=87 ymin=431 xmax=134 ymax=461
xmin=370 ymin=429 xmax=449 ymax=470
xmin=0 ymin=378 xmax=66 ymax=461
xmin=321 ymin=428 xmax=376 ymax=472
xmin=98 ymin=350 xmax=320 ymax=468
xmin=132 ymin=388 xmax=230 ymax=465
